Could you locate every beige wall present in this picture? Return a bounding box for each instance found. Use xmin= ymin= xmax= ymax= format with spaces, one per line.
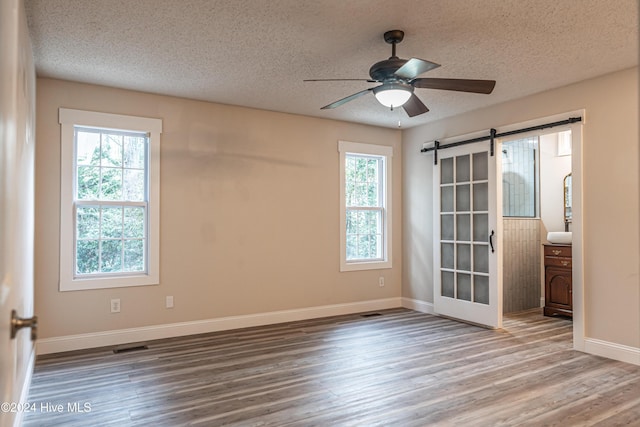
xmin=35 ymin=67 xmax=640 ymax=352
xmin=403 ymin=67 xmax=639 ymax=348
xmin=35 ymin=78 xmax=402 ymax=338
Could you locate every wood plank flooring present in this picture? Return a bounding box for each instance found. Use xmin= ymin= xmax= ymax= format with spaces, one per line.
xmin=24 ymin=308 xmax=640 ymax=426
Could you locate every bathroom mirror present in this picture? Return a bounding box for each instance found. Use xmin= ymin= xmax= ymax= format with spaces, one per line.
xmin=564 ymin=173 xmax=572 ymax=230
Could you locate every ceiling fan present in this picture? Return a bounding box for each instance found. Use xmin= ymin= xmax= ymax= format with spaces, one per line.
xmin=305 ymin=30 xmax=496 ymax=117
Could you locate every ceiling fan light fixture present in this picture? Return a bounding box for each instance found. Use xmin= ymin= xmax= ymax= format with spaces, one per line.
xmin=373 ymin=83 xmax=413 ymax=108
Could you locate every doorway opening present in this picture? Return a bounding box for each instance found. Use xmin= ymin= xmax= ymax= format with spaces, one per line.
xmin=429 ymin=111 xmax=584 ymax=350
xmin=500 ymin=129 xmax=573 ymax=315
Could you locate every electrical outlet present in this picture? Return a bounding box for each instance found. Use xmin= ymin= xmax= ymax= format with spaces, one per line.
xmin=166 ymin=296 xmax=174 ymax=309
xmin=379 ymin=277 xmax=385 ymax=287
xmin=110 ymin=298 xmax=121 ymax=313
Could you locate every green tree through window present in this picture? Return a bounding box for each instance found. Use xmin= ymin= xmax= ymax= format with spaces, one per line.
xmin=345 ymin=154 xmax=384 ymax=261
xmin=74 ymin=127 xmax=147 ymax=276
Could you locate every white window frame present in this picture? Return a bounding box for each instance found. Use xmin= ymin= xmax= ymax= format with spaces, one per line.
xmin=59 ymin=108 xmax=162 ymax=291
xmin=338 ymin=140 xmax=393 ymax=272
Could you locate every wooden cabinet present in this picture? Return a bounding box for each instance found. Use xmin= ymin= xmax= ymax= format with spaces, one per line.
xmin=543 ymin=244 xmax=572 ymax=318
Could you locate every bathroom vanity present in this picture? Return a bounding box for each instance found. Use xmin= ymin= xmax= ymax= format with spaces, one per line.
xmin=543 ymin=244 xmax=572 ymax=318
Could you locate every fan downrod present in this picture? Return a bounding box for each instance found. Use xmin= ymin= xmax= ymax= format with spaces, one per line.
xmin=383 ymin=30 xmax=404 ymax=59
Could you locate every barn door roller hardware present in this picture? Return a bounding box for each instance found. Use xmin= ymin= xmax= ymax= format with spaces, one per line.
xmin=422 ymin=117 xmax=582 ymax=165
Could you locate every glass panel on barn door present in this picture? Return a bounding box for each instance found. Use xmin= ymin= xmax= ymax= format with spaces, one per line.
xmin=439 ymin=149 xmax=491 ymax=305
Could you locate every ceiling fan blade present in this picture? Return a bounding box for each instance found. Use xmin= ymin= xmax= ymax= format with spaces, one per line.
xmin=304 ymin=78 xmax=377 ymax=83
xmin=402 ymin=94 xmax=429 ymax=117
xmin=413 ymin=78 xmax=496 ymax=94
xmin=394 ymin=58 xmax=440 ymax=79
xmin=321 ymin=88 xmax=374 ymax=110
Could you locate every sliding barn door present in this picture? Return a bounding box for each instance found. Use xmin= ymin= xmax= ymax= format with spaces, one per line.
xmin=433 ymin=141 xmax=502 ymax=328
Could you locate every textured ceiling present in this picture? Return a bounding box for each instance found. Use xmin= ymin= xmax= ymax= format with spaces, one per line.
xmin=24 ymin=0 xmax=638 ymax=129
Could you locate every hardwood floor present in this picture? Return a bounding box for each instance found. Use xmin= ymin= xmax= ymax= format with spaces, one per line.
xmin=24 ymin=308 xmax=640 ymax=426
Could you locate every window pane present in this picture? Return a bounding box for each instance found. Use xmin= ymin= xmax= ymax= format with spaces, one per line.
xmin=473 ymin=214 xmax=488 ymax=242
xmin=356 ymin=158 xmax=367 ymax=182
xmin=457 ymin=273 xmax=472 ymax=301
xmin=77 ymin=166 xmax=100 ymax=200
xmin=355 ymin=183 xmax=368 ymax=206
xmin=441 ymin=157 xmax=454 ymax=184
xmin=76 ymin=130 xmax=100 ymax=166
xmin=457 ymin=243 xmax=471 ymax=271
xmin=101 ymin=207 xmax=123 ymax=238
xmin=123 ymin=169 xmax=145 ymax=201
xmin=456 ymin=155 xmax=470 ymax=182
xmin=441 ymin=186 xmax=454 ymax=212
xmin=367 ymin=159 xmax=378 ymax=182
xmin=367 ymin=182 xmax=378 ymax=206
xmin=456 ymin=184 xmax=470 ymax=211
xmin=101 ymin=133 xmax=123 ymax=167
xmin=474 ymin=275 xmax=489 ymax=304
xmin=355 ymin=211 xmax=367 ymax=234
xmin=346 ymin=157 xmax=356 ymax=181
xmin=76 ymin=239 xmax=99 ymax=274
xmin=346 ymin=154 xmax=382 ymax=209
xmin=365 ymin=211 xmax=380 ymax=234
xmin=502 ymin=137 xmax=538 ymax=217
xmin=441 ymin=214 xmax=454 ymax=241
xmin=373 ymin=234 xmax=382 ymax=259
xmin=472 ymin=152 xmax=488 ymax=181
xmin=473 ymin=183 xmax=488 ymax=211
xmin=101 ymin=240 xmax=123 ymax=272
xmin=124 ymin=207 xmax=145 ymax=238
xmin=441 ymin=243 xmax=454 ymax=269
xmin=346 ymin=210 xmax=356 ymax=233
xmin=346 ymin=234 xmax=358 ymax=260
xmin=123 ymin=136 xmax=146 ymax=169
xmin=346 ymin=180 xmax=355 ymax=205
xmin=124 ymin=239 xmax=144 ymax=272
xmin=456 ymin=214 xmax=471 ymax=241
xmin=77 ymin=206 xmax=100 ymax=239
xmin=100 ymin=168 xmax=123 ymax=200
xmin=357 ymin=235 xmax=369 ymax=258
xmin=473 ymin=244 xmax=489 ymax=273
xmin=346 ymin=208 xmax=382 ymax=261
xmin=442 ymin=271 xmax=454 ymax=298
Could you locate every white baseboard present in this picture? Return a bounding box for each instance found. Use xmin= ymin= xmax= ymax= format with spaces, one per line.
xmin=36 ymin=297 xmax=402 ymax=355
xmin=584 ymin=337 xmax=640 ymax=366
xmin=401 ymin=297 xmax=434 ymax=314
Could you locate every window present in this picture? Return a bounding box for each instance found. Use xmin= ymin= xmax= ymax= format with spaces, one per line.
xmin=59 ymin=108 xmax=162 ymax=291
xmin=338 ymin=141 xmax=392 ymax=271
xmin=502 ymin=136 xmax=539 ymax=218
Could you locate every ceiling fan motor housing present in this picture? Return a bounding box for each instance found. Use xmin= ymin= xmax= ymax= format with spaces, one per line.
xmin=369 ymin=58 xmax=409 ymax=82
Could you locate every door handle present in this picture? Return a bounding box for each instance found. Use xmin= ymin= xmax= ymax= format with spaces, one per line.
xmin=10 ymin=310 xmax=38 ymax=341
xmin=489 ymin=230 xmax=495 ymax=253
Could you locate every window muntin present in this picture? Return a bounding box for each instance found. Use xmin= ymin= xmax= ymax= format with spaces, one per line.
xmin=59 ymin=108 xmax=161 ymax=291
xmin=339 ymin=141 xmax=392 ymax=272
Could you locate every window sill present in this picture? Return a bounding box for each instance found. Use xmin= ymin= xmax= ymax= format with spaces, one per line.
xmin=60 ymin=274 xmax=159 ymax=292
xmin=340 ymin=260 xmax=392 ymax=272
